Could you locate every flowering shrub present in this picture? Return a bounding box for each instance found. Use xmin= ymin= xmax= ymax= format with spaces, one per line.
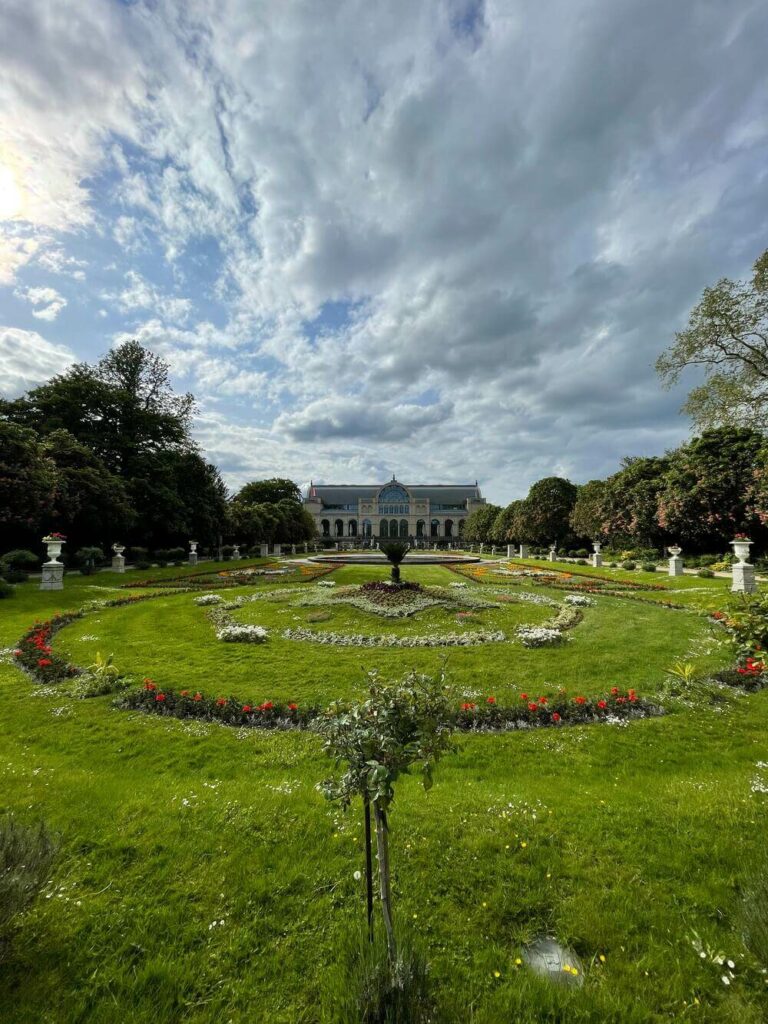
xmin=318 ymin=579 xmax=336 ymax=588
xmin=215 ymin=624 xmax=268 ymax=643
xmin=564 ymin=594 xmax=595 ymax=607
xmin=194 ymin=594 xmax=223 ymax=606
xmin=516 ymin=626 xmax=565 ymax=648
xmin=282 ymin=626 xmax=507 ymax=648
xmin=117 ymin=682 xmax=659 ymax=732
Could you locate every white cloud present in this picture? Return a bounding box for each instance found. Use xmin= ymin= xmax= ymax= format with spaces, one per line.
xmin=111 ymin=270 xmax=191 ymax=323
xmin=15 ymin=284 xmax=67 ymax=321
xmin=0 ymin=326 xmax=75 ymax=397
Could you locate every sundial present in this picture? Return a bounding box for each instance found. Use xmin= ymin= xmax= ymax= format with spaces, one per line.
xmin=522 ymin=936 xmax=584 ymax=987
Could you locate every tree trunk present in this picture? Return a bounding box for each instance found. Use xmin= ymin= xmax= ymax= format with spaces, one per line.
xmin=364 ymin=799 xmax=374 ymax=942
xmin=373 ymin=802 xmax=397 ymax=963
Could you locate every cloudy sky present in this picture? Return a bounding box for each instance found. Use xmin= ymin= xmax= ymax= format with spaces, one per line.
xmin=1 ymin=0 xmax=767 ymax=503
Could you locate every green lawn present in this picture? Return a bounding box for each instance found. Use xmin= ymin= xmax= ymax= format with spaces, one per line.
xmin=1 ymin=562 xmax=767 ymax=1022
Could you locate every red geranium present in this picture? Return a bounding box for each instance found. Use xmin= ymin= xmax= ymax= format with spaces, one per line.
xmin=597 ymin=699 xmax=607 ymax=709
xmin=259 ymin=701 xmax=274 ymax=711
xmin=487 ymin=696 xmax=496 ymax=704
xmin=610 ymin=687 xmax=619 ymax=695
xmin=461 ymin=702 xmax=476 ymax=711
xmin=538 ymin=696 xmax=548 ymax=705
xmin=552 ymin=712 xmax=561 ymax=723
xmin=193 ymin=692 xmax=202 ymax=701
xmin=37 ymin=658 xmax=52 ymax=667
xmin=13 ymin=649 xmax=22 ymax=657
xmin=242 ymin=705 xmax=252 ymax=713
xmin=216 ymin=697 xmax=227 ymax=706
xmin=520 ymin=693 xmax=528 ymax=700
xmin=574 ymin=696 xmax=586 ymax=705
xmin=528 ymin=702 xmax=538 ymax=712
xmin=155 ymin=693 xmax=166 ymax=702
xmin=288 ymin=702 xmax=298 ymax=711
xmin=180 ymin=689 xmax=189 ymax=696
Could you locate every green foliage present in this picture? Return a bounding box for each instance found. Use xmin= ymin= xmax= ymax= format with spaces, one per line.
xmin=657 ymin=427 xmax=764 ymax=546
xmin=621 ymin=560 xmax=636 ymax=571
xmin=1 ymin=550 xmax=39 ymax=571
xmin=235 ymin=478 xmax=302 ymax=506
xmin=378 ymin=542 xmax=410 ymax=582
xmin=463 ymin=504 xmax=502 ymax=544
xmin=570 ymin=479 xmax=607 ymax=540
xmin=0 ymin=579 xmax=14 ymax=599
xmin=517 ymin=477 xmax=578 ymax=546
xmin=640 ymin=562 xmax=657 ymax=573
xmin=492 ymin=500 xmax=526 ymax=544
xmin=85 ymin=651 xmax=120 ymax=681
xmin=0 ymin=815 xmax=56 ymax=961
xmin=76 ymin=546 xmax=104 ymax=575
xmin=698 ymin=568 xmax=715 ymax=578
xmin=600 ymin=457 xmax=670 ymax=548
xmin=315 ymin=671 xmax=454 ymax=811
xmin=740 ymin=849 xmax=768 ymax=972
xmin=0 ymin=422 xmax=57 ymax=532
xmin=657 ymin=249 xmax=768 ymax=431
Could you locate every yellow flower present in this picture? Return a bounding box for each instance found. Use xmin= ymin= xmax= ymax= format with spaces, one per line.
xmin=599 ymin=954 xmax=606 ymax=963
xmin=482 ymin=901 xmax=487 ymax=907
xmin=493 ymin=971 xmax=501 ymax=978
xmin=520 ymin=841 xmax=527 ymax=848
xmin=515 ymin=958 xmax=522 ymax=966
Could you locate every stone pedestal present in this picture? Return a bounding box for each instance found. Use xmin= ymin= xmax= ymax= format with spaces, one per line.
xmin=491 ymin=545 xmax=496 ymax=555
xmin=111 ymin=554 xmax=125 ymax=573
xmin=591 ymin=553 xmax=602 ymax=568
xmin=260 ymin=543 xmax=269 ymax=557
xmin=507 ymin=544 xmax=514 ymax=559
xmin=304 ymin=542 xmax=308 ymax=553
xmin=188 ymin=552 xmax=198 ymax=566
xmin=732 ymin=562 xmax=757 ymax=594
xmin=291 ymin=544 xmax=296 ymax=554
xmin=519 ymin=544 xmax=529 ymax=558
xmin=479 ymin=544 xmax=484 ymax=555
xmin=40 ymin=561 xmax=64 ymax=591
xmin=232 ymin=545 xmax=240 ymax=560
xmin=668 ymin=556 xmax=683 ymax=577
xmin=548 ymin=549 xmax=557 ymax=562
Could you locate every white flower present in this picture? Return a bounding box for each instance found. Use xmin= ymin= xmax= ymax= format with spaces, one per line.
xmin=564 ymin=594 xmax=595 ymax=607
xmin=353 ymin=871 xmax=362 ymax=881
xmin=216 ymin=624 xmax=269 ymax=643
xmin=194 ymin=593 xmax=223 ymax=605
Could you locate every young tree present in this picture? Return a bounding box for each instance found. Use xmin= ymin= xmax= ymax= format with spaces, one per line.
xmin=315 ymin=672 xmax=454 ymax=964
xmin=463 ymin=503 xmax=502 ymax=544
xmin=657 ymin=249 xmax=768 ymax=430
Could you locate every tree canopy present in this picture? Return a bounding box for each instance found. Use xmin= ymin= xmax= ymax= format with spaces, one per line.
xmin=657 ymin=249 xmax=768 ymax=431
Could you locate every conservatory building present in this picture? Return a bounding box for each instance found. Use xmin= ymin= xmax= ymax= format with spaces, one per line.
xmin=304 ymin=478 xmax=486 ymax=544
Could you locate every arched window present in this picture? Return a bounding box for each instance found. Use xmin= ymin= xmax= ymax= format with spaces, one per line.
xmin=321 ymin=519 xmax=330 ymax=537
xmin=445 ymin=519 xmax=453 ymax=538
xmin=335 ymin=519 xmax=344 ymax=537
xmin=416 ymin=519 xmax=425 ymax=538
xmin=399 ymin=519 xmax=408 ymax=539
xmin=431 ymin=519 xmax=440 ymax=537
xmin=380 ymin=520 xmax=388 ymax=539
xmin=348 ymin=520 xmax=357 ymax=536
xmin=390 ymin=518 xmax=398 ymax=537
xmin=363 ymin=519 xmax=372 ymax=537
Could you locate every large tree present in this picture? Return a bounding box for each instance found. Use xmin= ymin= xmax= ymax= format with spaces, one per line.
xmin=658 ymin=427 xmax=765 ymax=548
xmin=599 ymin=456 xmax=669 ymax=548
xmin=234 ymin=478 xmax=302 ymax=506
xmin=492 ymin=500 xmax=526 ymax=545
xmin=657 ymin=249 xmax=768 ymax=430
xmin=0 ymin=421 xmax=57 ymax=537
xmin=517 ymin=477 xmax=577 ymax=547
xmin=463 ymin=503 xmax=502 ymax=544
xmin=570 ymin=479 xmax=607 ymax=541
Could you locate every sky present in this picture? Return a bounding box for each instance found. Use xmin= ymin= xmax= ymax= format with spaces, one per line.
xmin=1 ymin=0 xmax=768 ymax=505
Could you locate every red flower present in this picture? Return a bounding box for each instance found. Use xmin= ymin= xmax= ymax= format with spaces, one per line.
xmin=13 ymin=649 xmax=22 ymax=657
xmin=259 ymin=701 xmax=274 ymax=711
xmin=528 ymin=702 xmax=538 ymax=712
xmin=193 ymin=692 xmax=202 ymax=701
xmin=538 ymin=696 xmax=548 ymax=705
xmin=155 ymin=693 xmax=166 ymax=702
xmin=552 ymin=712 xmax=561 ymax=722
xmin=629 ymin=694 xmax=637 ymax=702
xmin=180 ymin=690 xmax=189 ymax=696
xmin=143 ymin=678 xmax=157 ymax=691
xmin=37 ymin=658 xmax=52 ymax=667
xmin=574 ymin=696 xmax=586 ymax=705
xmin=610 ymin=687 xmax=619 ymax=696
xmin=520 ymin=693 xmax=528 ymax=700
xmin=487 ymin=696 xmax=497 ymax=704
xmin=216 ymin=697 xmax=227 ymax=706
xmin=242 ymin=705 xmax=252 ymax=713
xmin=616 ymin=697 xmax=626 ymax=704
xmin=288 ymin=702 xmax=298 ymax=711
xmin=597 ymin=699 xmax=607 ymax=709
xmin=461 ymin=702 xmax=477 ymax=711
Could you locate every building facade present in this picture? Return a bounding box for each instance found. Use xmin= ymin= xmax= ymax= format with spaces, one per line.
xmin=304 ymin=478 xmax=486 ymax=544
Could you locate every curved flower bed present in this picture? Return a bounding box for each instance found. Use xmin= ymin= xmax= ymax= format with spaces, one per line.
xmin=215 ymin=624 xmax=269 ymax=643
xmin=281 ymin=626 xmax=507 ymax=648
xmin=118 ymin=682 xmax=661 ymax=732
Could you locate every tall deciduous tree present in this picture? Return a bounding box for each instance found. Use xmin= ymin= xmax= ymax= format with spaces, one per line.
xmin=0 ymin=422 xmax=57 ymax=535
xmin=492 ymin=500 xmax=526 ymax=545
xmin=517 ymin=477 xmax=577 ymax=547
xmin=235 ymin=479 xmax=302 ymax=506
xmin=657 ymin=427 xmax=765 ymax=547
xmin=570 ymin=479 xmax=607 ymax=541
xmin=657 ymin=250 xmax=768 ymax=430
xmin=599 ymin=457 xmax=669 ymax=548
xmin=463 ymin=504 xmax=501 ymax=544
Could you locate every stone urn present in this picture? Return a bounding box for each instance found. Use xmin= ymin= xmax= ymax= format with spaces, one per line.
xmin=41 ymin=535 xmax=65 ymax=591
xmin=667 ymin=544 xmax=683 ymax=577
xmin=731 ymin=537 xmax=752 ymax=564
xmin=111 ymin=542 xmax=126 ymax=573
xmin=43 ymin=535 xmax=64 ymax=562
xmin=591 ymin=541 xmax=603 ymax=567
xmin=668 ymin=545 xmax=682 ymax=558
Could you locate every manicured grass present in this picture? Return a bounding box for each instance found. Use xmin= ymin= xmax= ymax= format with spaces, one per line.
xmin=0 ymin=563 xmax=767 ymax=1022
